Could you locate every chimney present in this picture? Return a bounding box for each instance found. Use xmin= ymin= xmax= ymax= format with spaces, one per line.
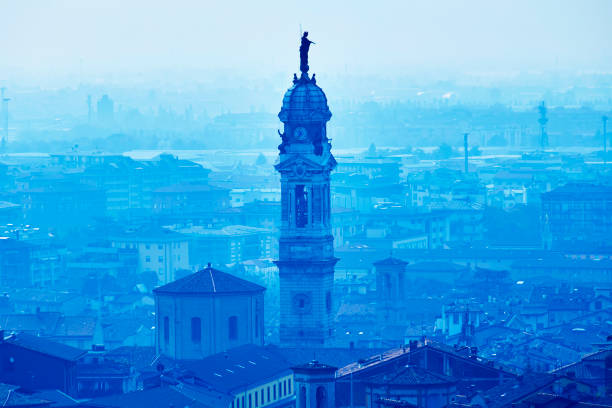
xmin=92 ymin=344 xmax=105 ymax=352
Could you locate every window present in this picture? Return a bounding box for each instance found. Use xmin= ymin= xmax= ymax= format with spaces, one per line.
xmin=326 ymin=291 xmax=332 ymax=313
xmin=229 ymin=316 xmax=238 ymax=340
xmin=146 ymin=256 xmax=151 ymax=263
xmin=316 ymin=386 xmax=327 ymax=408
xmin=288 ymin=379 xmax=292 ymax=394
xmin=158 ymin=256 xmax=163 ymax=263
xmin=191 ymin=317 xmax=201 ymax=343
xmin=163 ymin=316 xmax=169 ymax=344
xmin=295 ymin=184 xmax=308 ymax=228
xmin=267 ymin=387 xmax=270 ymax=402
xmin=255 ymin=313 xmax=259 ymax=338
xmin=273 ymin=384 xmax=277 ymax=400
xmin=260 ymin=389 xmax=264 ymax=403
xmin=158 ymin=244 xmax=163 ymax=250
xmin=383 ymin=274 xmax=391 ymax=298
xmin=248 ymin=394 xmax=252 ymax=408
xmin=145 ymin=244 xmax=150 ymax=249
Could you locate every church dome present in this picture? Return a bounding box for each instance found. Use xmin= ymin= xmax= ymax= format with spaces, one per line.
xmin=279 ymin=74 xmax=332 ymax=123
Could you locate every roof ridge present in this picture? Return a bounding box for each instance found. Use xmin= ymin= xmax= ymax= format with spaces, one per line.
xmin=154 ymin=266 xmax=265 ymax=295
xmin=208 ymin=267 xmax=217 ymax=293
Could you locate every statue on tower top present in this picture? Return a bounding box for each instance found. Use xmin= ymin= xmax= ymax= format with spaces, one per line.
xmin=299 ymin=32 xmax=315 ymax=74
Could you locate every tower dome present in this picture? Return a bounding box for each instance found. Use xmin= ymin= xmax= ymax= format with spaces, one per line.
xmin=279 ymin=74 xmax=332 ymax=123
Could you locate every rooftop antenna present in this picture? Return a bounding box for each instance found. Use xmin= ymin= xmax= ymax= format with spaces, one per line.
xmin=1 ymin=94 xmax=9 ymax=151
xmin=87 ymin=95 xmax=92 ymax=124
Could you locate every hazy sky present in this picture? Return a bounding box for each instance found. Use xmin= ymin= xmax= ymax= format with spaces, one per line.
xmin=2 ymin=0 xmax=612 ymax=81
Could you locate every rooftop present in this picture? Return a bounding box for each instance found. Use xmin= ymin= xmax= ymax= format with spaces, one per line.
xmin=542 ymin=183 xmax=612 ymax=201
xmin=0 ymin=383 xmax=51 ymax=407
xmin=170 ymin=344 xmax=291 ymax=393
xmin=404 ymin=261 xmax=467 ymax=273
xmin=292 ymin=360 xmax=337 ymax=374
xmin=81 ymin=385 xmax=219 ymax=408
xmin=1 ymin=332 xmax=87 ymax=362
xmin=153 ymin=183 xmax=227 ymax=194
xmin=176 ymin=225 xmax=273 ymax=237
xmin=366 ymin=364 xmax=456 ymax=387
xmin=373 ymin=257 xmax=408 ymax=267
xmin=154 ymin=265 xmax=265 ymax=296
xmin=109 ymin=226 xmax=188 ymax=242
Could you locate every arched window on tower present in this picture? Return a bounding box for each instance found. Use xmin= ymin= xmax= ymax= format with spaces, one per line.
xmin=255 ymin=299 xmax=261 ymax=338
xmin=299 ymin=386 xmax=306 ymax=408
xmin=312 ymin=185 xmax=321 ymax=224
xmin=316 ymin=386 xmax=328 ymax=408
xmin=163 ymin=316 xmax=169 ymax=345
xmin=384 ymin=273 xmax=392 ymax=298
xmin=229 ymin=316 xmax=238 ymax=340
xmin=295 ymin=185 xmax=309 ymax=228
xmin=191 ymin=317 xmax=201 ymax=344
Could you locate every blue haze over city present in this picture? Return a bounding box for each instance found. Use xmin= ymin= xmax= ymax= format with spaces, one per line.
xmin=0 ymin=1 xmax=611 ymax=407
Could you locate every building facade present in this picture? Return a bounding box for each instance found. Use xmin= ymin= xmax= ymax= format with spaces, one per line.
xmin=0 ymin=332 xmax=86 ymax=397
xmin=153 ymin=265 xmax=265 ymax=360
xmin=542 ymin=183 xmax=612 ymax=251
xmin=275 ymin=59 xmax=337 ymax=346
xmin=110 ymin=227 xmax=190 ymax=285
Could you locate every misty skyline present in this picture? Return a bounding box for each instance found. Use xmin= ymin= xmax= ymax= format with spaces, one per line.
xmin=2 ymin=0 xmax=612 ymax=85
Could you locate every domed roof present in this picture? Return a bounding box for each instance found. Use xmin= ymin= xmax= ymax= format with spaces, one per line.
xmin=153 ymin=264 xmax=265 ymax=295
xmin=279 ymin=74 xmax=332 ymax=123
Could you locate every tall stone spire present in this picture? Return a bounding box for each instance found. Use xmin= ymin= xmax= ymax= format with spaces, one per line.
xmin=275 ymin=35 xmax=337 ymax=346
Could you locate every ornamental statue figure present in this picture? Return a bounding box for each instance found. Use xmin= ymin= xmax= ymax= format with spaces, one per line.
xmin=299 ymin=31 xmax=315 ymax=73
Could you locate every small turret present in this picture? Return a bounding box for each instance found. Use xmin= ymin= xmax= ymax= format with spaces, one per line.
xmin=293 ymin=360 xmax=337 ymax=408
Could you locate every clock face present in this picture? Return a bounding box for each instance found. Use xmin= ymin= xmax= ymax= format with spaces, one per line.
xmin=292 ymin=293 xmax=312 ymax=313
xmin=294 ymin=127 xmax=308 ymax=141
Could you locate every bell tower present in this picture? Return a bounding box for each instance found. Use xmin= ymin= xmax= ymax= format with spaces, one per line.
xmin=275 ymin=35 xmax=337 ymax=346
